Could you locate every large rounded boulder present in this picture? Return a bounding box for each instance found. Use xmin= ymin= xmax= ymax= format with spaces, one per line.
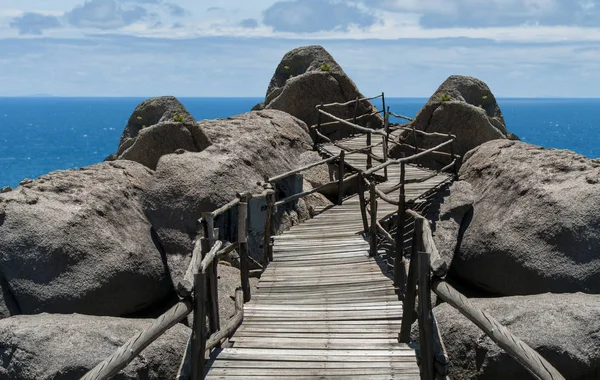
xmin=453 ymin=140 xmax=600 ymax=295
xmin=0 ymin=161 xmax=173 ymax=316
xmin=143 ymin=110 xmax=313 ymax=284
xmin=432 ymin=293 xmax=600 ymax=380
xmin=262 ymin=45 xmax=382 ymax=140
xmin=0 ymin=313 xmax=189 ymax=379
xmin=391 ymin=75 xmax=515 ymax=170
xmin=114 ymin=96 xmax=212 ymax=169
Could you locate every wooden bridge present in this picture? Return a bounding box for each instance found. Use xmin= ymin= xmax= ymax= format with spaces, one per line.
xmin=82 ymin=94 xmax=566 ymax=380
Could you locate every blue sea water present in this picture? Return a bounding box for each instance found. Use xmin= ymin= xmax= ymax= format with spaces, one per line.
xmin=0 ymin=97 xmax=598 ymax=188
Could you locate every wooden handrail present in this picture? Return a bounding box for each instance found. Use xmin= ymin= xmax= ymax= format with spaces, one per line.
xmin=388 ymin=111 xmax=413 ymax=121
xmin=211 ymin=198 xmax=240 ymax=218
xmin=317 ymin=109 xmax=387 ymax=137
xmin=433 ymin=281 xmax=565 ymax=380
xmin=314 ymin=109 xmax=384 ymax=128
xmin=389 ymin=140 xmax=461 ymax=159
xmin=363 ymin=139 xmax=454 ymax=177
xmin=318 ymin=93 xmax=383 ymax=108
xmin=268 ymin=154 xmax=340 ymax=183
xmin=81 ymin=301 xmax=193 ymax=380
xmin=394 ymin=125 xmax=455 ymax=138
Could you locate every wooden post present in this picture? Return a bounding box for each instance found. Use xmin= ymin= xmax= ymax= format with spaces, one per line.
xmin=357 ymin=174 xmax=369 ymax=233
xmin=314 ymin=103 xmax=323 ymax=150
xmin=337 ymin=150 xmax=345 ymax=205
xmin=353 ymin=96 xmax=359 ymax=126
xmin=366 ymin=129 xmax=373 ymax=170
xmin=399 ymin=218 xmax=422 ymax=343
xmin=369 ymin=180 xmax=378 ymax=257
xmin=418 ymin=251 xmax=435 ymax=380
xmin=383 ymin=107 xmax=390 ymax=180
xmin=448 ymin=132 xmax=456 ymax=176
xmin=264 ymin=188 xmax=275 ymax=265
xmin=394 ymin=159 xmax=407 ymax=293
xmin=413 ymin=125 xmax=419 ymax=156
xmin=237 ymin=193 xmax=251 ymax=303
xmin=381 ymin=92 xmax=386 ymax=121
xmin=191 ymin=273 xmax=206 ymax=380
xmin=201 ymin=215 xmax=220 ymax=335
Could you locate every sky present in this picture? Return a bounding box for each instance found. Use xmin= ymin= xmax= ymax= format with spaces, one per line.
xmin=1 ymin=0 xmax=600 ymax=97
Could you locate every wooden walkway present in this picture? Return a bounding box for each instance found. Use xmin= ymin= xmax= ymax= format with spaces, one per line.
xmin=204 ymin=133 xmax=452 ymax=379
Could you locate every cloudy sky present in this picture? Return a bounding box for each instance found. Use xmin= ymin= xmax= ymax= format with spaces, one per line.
xmin=1 ymin=0 xmax=600 ymax=97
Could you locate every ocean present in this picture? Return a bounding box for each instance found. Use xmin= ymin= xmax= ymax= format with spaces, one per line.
xmin=0 ymin=97 xmax=598 ymax=188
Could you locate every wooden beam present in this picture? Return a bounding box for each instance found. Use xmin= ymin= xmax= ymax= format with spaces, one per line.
xmin=191 ymin=273 xmax=207 ymax=380
xmin=418 ymin=251 xmax=435 ymax=380
xmin=81 ymin=301 xmax=193 ymax=380
xmin=399 ymin=218 xmax=421 ymax=343
xmin=337 ymin=150 xmax=345 ymax=205
xmin=432 ymin=281 xmax=566 ymax=380
xmin=238 ymin=193 xmax=251 ymax=303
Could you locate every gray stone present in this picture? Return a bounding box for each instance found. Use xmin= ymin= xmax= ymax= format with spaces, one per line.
xmin=0 ymin=161 xmax=173 ymax=316
xmin=0 ymin=272 xmax=19 ymax=320
xmin=263 ymin=45 xmax=382 ymax=139
xmin=142 ymin=110 xmax=313 ymax=286
xmin=425 ymin=181 xmax=474 ymax=269
xmin=390 ymin=75 xmax=510 ymax=170
xmin=431 ymin=293 xmax=600 ymax=380
xmin=0 ymin=187 xmax=12 ymax=194
xmin=454 ymin=140 xmax=600 ymax=295
xmin=116 ymin=96 xmax=211 ymax=170
xmin=0 ymin=313 xmax=189 ymax=379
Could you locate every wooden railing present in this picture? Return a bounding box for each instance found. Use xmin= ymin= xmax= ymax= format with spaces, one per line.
xmin=82 ymin=94 xmax=565 ymax=380
xmin=359 ymin=148 xmax=566 ymax=380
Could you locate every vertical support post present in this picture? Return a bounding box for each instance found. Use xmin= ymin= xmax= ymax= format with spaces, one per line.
xmin=237 ymin=193 xmax=251 ymax=303
xmin=337 ymin=151 xmax=345 ymax=205
xmin=394 ymin=158 xmax=407 ymax=294
xmin=366 ymin=130 xmax=373 ymax=170
xmin=381 ymin=92 xmax=386 ymax=121
xmin=413 ymin=125 xmax=419 ymax=156
xmin=383 ymin=107 xmax=390 ymax=181
xmin=357 ymin=174 xmax=369 ymax=233
xmin=418 ymin=251 xmax=435 ymax=380
xmin=314 ymin=103 xmax=323 ymax=150
xmin=448 ymin=132 xmax=456 ymax=176
xmin=353 ymin=96 xmax=359 ymax=126
xmin=400 ymin=217 xmax=422 ymax=343
xmin=191 ymin=272 xmax=206 ymax=380
xmin=201 ymin=214 xmax=220 ymax=335
xmin=369 ymin=180 xmax=378 ymax=257
xmin=263 ymin=187 xmax=275 ymax=265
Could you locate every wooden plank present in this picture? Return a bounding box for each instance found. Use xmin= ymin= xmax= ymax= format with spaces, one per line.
xmin=204 ymin=367 xmax=419 ymax=376
xmin=211 ymin=348 xmax=417 ymax=357
xmin=206 ymin=360 xmax=417 ymax=368
xmin=205 ymin=375 xmax=420 ymax=379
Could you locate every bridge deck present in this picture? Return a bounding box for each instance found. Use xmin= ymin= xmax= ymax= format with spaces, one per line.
xmin=204 ymin=134 xmax=451 ymax=379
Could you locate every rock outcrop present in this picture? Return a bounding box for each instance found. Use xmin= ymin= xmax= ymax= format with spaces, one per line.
xmin=452 ymin=140 xmax=600 ymax=295
xmin=142 ymin=110 xmax=313 ymax=285
xmin=391 ymin=75 xmax=514 ymax=170
xmin=432 ymin=293 xmax=600 ymax=380
xmin=425 ymin=181 xmax=474 ymax=270
xmin=0 ymin=161 xmax=173 ymax=316
xmin=114 ymin=97 xmax=211 ymax=170
xmin=262 ymin=45 xmax=382 ymax=140
xmin=0 ymin=313 xmax=189 ymax=379
xmin=0 ymin=273 xmax=19 ymax=320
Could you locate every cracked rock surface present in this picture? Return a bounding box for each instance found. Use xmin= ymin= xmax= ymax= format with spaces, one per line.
xmin=0 ymin=161 xmax=173 ymax=317
xmin=0 ymin=313 xmax=189 ymax=379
